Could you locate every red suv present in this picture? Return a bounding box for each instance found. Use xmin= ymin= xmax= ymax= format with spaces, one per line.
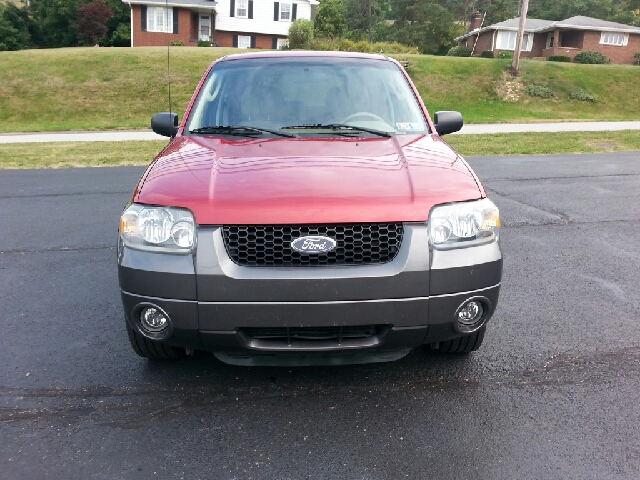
xmin=118 ymin=51 xmax=502 ymax=365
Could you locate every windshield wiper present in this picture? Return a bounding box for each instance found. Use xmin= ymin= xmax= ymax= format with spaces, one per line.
xmin=281 ymin=124 xmax=392 ymax=138
xmin=190 ymin=125 xmax=296 ymax=138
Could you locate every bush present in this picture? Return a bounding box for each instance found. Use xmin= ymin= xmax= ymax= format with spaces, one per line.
xmin=337 ymin=38 xmax=356 ymax=51
xmin=497 ymin=51 xmax=513 ymax=59
xmin=288 ymin=19 xmax=314 ymax=49
xmin=573 ymin=51 xmax=609 ymax=64
xmin=548 ymin=55 xmax=570 ymax=62
xmin=635 ymin=52 xmax=640 ymax=66
xmin=170 ymin=40 xmax=184 ymax=46
xmin=446 ymin=46 xmax=472 ymax=57
xmin=526 ymin=84 xmax=554 ymax=98
xmin=310 ymin=37 xmax=332 ymax=51
xmin=309 ymin=38 xmax=418 ymax=54
xmin=372 ymin=42 xmax=419 ymax=54
xmin=480 ymin=50 xmax=494 ymax=58
xmin=197 ymin=40 xmax=211 ymax=47
xmin=570 ymin=90 xmax=596 ymax=102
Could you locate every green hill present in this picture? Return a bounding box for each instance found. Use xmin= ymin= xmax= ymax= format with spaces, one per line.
xmin=1 ymin=47 xmax=639 ymax=132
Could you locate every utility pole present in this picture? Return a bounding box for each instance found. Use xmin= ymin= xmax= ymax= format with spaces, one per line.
xmin=511 ymin=0 xmax=530 ymax=75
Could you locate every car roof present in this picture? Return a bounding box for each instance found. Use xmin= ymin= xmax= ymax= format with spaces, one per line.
xmin=219 ymin=50 xmax=391 ymax=63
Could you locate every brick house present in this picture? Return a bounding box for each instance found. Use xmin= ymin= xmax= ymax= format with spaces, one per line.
xmin=456 ymin=13 xmax=640 ymax=64
xmin=122 ymin=0 xmax=318 ymax=48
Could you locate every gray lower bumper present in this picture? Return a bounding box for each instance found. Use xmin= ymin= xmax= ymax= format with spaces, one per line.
xmin=118 ymin=224 xmax=502 ymax=354
xmin=120 ymin=283 xmax=499 ymax=352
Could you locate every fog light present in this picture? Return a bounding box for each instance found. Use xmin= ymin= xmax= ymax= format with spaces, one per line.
xmin=458 ymin=300 xmax=484 ymax=327
xmin=140 ymin=307 xmax=169 ymax=333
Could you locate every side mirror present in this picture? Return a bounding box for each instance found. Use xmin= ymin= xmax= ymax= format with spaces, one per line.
xmin=151 ymin=112 xmax=179 ymax=138
xmin=434 ymin=111 xmax=463 ymax=136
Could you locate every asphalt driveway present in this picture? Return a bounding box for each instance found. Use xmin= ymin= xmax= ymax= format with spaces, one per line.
xmin=1 ymin=152 xmax=639 ymax=479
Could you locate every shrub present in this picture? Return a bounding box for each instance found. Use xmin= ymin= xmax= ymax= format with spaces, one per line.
xmin=197 ymin=40 xmax=211 ymax=47
xmin=570 ymin=89 xmax=596 ymax=102
xmin=373 ymin=42 xmax=419 ymax=54
xmin=446 ymin=46 xmax=472 ymax=57
xmin=526 ymin=84 xmax=554 ymax=98
xmin=497 ymin=51 xmax=513 ymax=59
xmin=170 ymin=40 xmax=184 ymax=46
xmin=288 ymin=19 xmax=314 ymax=49
xmin=573 ymin=51 xmax=608 ymax=64
xmin=480 ymin=50 xmax=494 ymax=58
xmin=354 ymin=41 xmax=374 ymax=53
xmin=337 ymin=38 xmax=356 ymax=51
xmin=635 ymin=52 xmax=640 ymax=66
xmin=310 ymin=38 xmax=332 ymax=51
xmin=548 ymin=55 xmax=570 ymax=62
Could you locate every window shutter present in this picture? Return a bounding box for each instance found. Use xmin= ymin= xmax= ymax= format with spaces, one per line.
xmin=233 ymin=34 xmax=238 ymax=47
xmin=292 ymin=4 xmax=297 ymax=21
xmin=141 ymin=6 xmax=147 ymax=31
xmin=248 ymin=1 xmax=254 ymax=19
xmin=173 ymin=8 xmax=179 ymax=34
xmin=272 ymin=37 xmax=278 ymax=49
xmin=274 ymin=2 xmax=279 ymax=21
xmin=230 ymin=0 xmax=235 ymax=17
xmin=250 ymin=36 xmax=256 ymax=48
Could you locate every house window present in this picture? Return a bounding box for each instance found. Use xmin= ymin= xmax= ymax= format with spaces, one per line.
xmin=496 ymin=31 xmax=533 ymax=51
xmin=147 ymin=7 xmax=173 ymax=33
xmin=547 ymin=33 xmax=554 ymax=48
xmin=236 ymin=0 xmax=248 ymax=18
xmin=600 ymin=32 xmax=626 ymax=46
xmin=277 ymin=38 xmax=288 ymax=49
xmin=280 ymin=3 xmax=291 ymax=21
xmin=237 ymin=35 xmax=252 ymax=49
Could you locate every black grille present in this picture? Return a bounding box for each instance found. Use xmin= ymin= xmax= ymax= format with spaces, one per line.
xmin=222 ymin=223 xmax=404 ymax=267
xmin=239 ymin=325 xmax=384 ymax=344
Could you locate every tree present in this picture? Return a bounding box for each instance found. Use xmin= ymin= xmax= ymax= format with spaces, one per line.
xmin=74 ymin=0 xmax=113 ymax=45
xmin=315 ymin=0 xmax=347 ymax=38
xmin=0 ymin=3 xmax=32 ymax=50
xmin=103 ymin=0 xmax=131 ymax=46
xmin=345 ymin=0 xmax=386 ymax=42
xmin=29 ymin=0 xmax=85 ymax=48
xmin=391 ymin=0 xmax=456 ymax=54
xmin=472 ymin=0 xmax=518 ymax=24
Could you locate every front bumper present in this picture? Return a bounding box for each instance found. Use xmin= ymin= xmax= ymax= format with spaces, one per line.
xmin=118 ymin=224 xmax=502 ymax=357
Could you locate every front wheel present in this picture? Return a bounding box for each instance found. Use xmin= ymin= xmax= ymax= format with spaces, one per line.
xmin=126 ymin=324 xmax=186 ymax=360
xmin=433 ymin=326 xmax=486 ymax=354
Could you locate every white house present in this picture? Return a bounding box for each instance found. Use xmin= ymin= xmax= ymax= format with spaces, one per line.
xmin=122 ymin=0 xmax=318 ymax=48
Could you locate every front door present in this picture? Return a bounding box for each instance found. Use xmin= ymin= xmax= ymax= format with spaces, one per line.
xmin=199 ymin=15 xmax=211 ymax=41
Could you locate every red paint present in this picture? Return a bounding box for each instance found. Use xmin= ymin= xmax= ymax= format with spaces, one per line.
xmin=134 ymin=52 xmax=484 ymax=225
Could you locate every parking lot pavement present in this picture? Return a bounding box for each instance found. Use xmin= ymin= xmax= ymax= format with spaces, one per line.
xmin=1 ymin=152 xmax=639 ymax=479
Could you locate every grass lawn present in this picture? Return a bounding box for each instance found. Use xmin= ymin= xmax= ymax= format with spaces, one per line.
xmin=1 ymin=131 xmax=638 ymax=169
xmin=0 ymin=140 xmax=167 ymax=169
xmin=1 ymin=47 xmax=639 ymax=133
xmin=446 ymin=130 xmax=640 ymax=156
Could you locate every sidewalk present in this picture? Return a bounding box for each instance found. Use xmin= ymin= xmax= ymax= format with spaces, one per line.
xmin=1 ymin=121 xmax=640 ymax=144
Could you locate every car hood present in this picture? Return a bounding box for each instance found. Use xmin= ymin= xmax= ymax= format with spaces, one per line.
xmin=134 ymin=134 xmax=483 ymax=225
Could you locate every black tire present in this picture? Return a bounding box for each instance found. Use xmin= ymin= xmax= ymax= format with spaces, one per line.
xmin=126 ymin=324 xmax=186 ymax=360
xmin=437 ymin=326 xmax=486 ymax=354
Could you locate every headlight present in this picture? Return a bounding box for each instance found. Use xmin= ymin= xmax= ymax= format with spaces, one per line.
xmin=429 ymin=198 xmax=499 ymax=248
xmin=120 ymin=204 xmax=196 ymax=253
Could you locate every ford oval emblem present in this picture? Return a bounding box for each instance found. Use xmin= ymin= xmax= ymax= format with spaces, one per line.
xmin=290 ymin=236 xmax=337 ymax=254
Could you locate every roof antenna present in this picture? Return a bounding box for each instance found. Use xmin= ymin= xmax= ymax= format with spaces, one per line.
xmin=166 ymin=0 xmax=173 ymax=131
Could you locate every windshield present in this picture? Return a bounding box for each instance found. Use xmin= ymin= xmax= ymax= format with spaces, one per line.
xmin=186 ymin=56 xmax=428 ymax=136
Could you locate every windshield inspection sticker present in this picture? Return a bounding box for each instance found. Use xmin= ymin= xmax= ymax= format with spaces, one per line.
xmin=396 ymin=122 xmax=421 ymax=131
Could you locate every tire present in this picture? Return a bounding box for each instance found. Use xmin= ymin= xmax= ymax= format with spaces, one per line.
xmin=437 ymin=326 xmax=486 ymax=354
xmin=126 ymin=324 xmax=186 ymax=360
